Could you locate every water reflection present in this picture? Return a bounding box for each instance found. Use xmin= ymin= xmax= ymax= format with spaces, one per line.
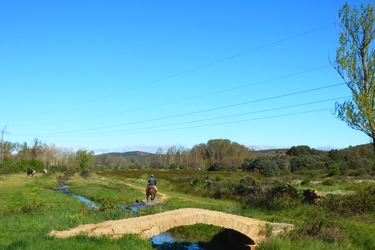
xmin=151 ymin=232 xmax=205 ymax=250
xmin=151 ymin=228 xmax=255 ymax=250
xmin=55 ymin=185 xmax=99 ymax=209
xmin=121 ymin=202 xmax=147 ymax=212
xmin=72 ymin=194 xmax=99 ymax=209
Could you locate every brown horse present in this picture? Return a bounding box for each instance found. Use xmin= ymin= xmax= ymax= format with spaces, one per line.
xmin=146 ymin=185 xmax=156 ymax=204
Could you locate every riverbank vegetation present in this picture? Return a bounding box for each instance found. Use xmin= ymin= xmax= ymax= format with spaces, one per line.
xmin=1 ymin=169 xmax=374 ymax=249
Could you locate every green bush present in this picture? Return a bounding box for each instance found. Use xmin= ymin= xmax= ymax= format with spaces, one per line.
xmin=289 ymin=209 xmax=344 ymax=244
xmin=322 ymin=185 xmax=375 ymax=216
xmin=301 ymin=179 xmax=311 ymax=186
xmin=245 ymin=183 xmax=301 ymax=210
xmin=242 ymin=157 xmax=280 ymax=177
xmin=328 ymin=163 xmax=340 ymax=176
xmin=234 ymin=176 xmax=260 ymax=196
xmin=322 ymin=178 xmax=337 ymax=186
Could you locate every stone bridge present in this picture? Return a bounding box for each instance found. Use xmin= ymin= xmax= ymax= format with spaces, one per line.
xmin=50 ymin=208 xmax=294 ymax=246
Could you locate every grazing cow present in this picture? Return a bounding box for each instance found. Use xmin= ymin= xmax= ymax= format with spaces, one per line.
xmin=43 ymin=169 xmax=47 ymax=174
xmin=27 ymin=169 xmax=36 ymax=177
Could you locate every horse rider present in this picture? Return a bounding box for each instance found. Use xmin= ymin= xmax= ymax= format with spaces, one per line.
xmin=147 ymin=174 xmax=158 ymax=194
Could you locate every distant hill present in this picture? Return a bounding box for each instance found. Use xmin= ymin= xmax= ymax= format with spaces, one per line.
xmin=107 ymin=151 xmax=155 ymax=157
xmin=98 ymin=151 xmax=155 ymax=163
xmin=98 ymin=149 xmax=289 ymax=161
xmin=255 ymin=149 xmax=289 ymax=157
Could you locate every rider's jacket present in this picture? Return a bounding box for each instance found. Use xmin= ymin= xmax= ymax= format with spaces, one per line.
xmin=148 ymin=177 xmax=157 ymax=186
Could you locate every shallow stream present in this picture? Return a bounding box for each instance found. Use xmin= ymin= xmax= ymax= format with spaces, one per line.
xmin=55 ymin=185 xmax=206 ymax=249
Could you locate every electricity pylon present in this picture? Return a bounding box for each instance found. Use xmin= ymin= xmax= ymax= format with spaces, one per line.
xmin=0 ymin=126 xmax=9 ymax=163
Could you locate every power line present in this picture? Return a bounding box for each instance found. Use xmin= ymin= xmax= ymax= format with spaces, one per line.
xmin=20 ymin=82 xmax=345 ymax=136
xmin=69 ymin=108 xmax=335 ymax=137
xmin=14 ymin=93 xmax=348 ymax=138
xmin=24 ymin=65 xmax=332 ymax=127
xmin=17 ymin=23 xmax=335 ymax=120
xmin=56 ymin=96 xmax=351 ymax=137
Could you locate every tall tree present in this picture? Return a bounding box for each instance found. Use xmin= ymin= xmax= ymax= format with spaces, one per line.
xmin=1 ymin=141 xmax=17 ymax=161
xmin=31 ymin=138 xmax=45 ymax=160
xmin=17 ymin=142 xmax=31 ymax=161
xmin=332 ymin=3 xmax=375 ymax=152
xmin=74 ymin=150 xmax=95 ymax=172
xmin=150 ymin=148 xmax=165 ymax=169
xmin=188 ymin=144 xmax=206 ymax=169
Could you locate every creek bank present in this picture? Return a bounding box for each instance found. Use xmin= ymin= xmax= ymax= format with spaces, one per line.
xmin=55 ymin=185 xmax=204 ymax=248
xmin=54 ymin=185 xmax=256 ymax=250
xmin=55 ymin=185 xmax=154 ymax=212
xmin=55 ymin=185 xmax=99 ymax=209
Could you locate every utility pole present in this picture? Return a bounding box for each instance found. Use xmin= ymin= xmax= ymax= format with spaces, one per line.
xmin=0 ymin=126 xmax=9 ymax=164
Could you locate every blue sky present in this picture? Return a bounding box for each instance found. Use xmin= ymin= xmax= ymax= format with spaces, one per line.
xmin=0 ymin=0 xmax=373 ymax=154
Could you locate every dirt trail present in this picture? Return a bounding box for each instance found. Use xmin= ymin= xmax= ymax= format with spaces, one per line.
xmin=122 ymin=181 xmax=220 ymax=206
xmin=121 ymin=182 xmax=168 ymax=203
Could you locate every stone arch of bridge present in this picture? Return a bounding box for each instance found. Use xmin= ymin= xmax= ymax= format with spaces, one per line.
xmin=49 ymin=208 xmax=293 ymax=245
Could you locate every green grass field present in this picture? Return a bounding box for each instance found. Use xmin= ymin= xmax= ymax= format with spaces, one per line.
xmin=1 ymin=171 xmax=375 ymax=249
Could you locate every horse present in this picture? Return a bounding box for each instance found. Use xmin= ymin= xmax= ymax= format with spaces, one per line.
xmin=146 ymin=185 xmax=156 ymax=204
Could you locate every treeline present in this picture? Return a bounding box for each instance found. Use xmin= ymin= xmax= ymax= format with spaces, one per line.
xmin=149 ymin=139 xmax=255 ymax=171
xmin=1 ymin=138 xmax=374 ymax=177
xmin=243 ymin=144 xmax=375 ymax=177
xmin=98 ymin=140 xmax=375 ymax=177
xmin=0 ymin=138 xmax=95 ymax=175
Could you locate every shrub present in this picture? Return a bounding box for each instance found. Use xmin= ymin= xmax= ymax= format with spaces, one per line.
xmin=302 ymin=189 xmax=321 ymax=204
xmin=289 ymin=155 xmax=326 ymax=174
xmin=301 ymin=179 xmax=311 ymax=186
xmin=289 ymin=210 xmax=344 ymax=244
xmin=243 ymin=157 xmax=281 ymax=177
xmin=328 ymin=163 xmax=340 ymax=176
xmin=304 ymin=170 xmax=319 ymax=178
xmin=80 ymin=169 xmax=90 ymax=178
xmin=322 ymin=178 xmax=337 ymax=186
xmin=234 ymin=176 xmax=260 ymax=196
xmin=245 ymin=184 xmax=301 ymax=210
xmin=322 ymin=185 xmax=375 ymax=216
